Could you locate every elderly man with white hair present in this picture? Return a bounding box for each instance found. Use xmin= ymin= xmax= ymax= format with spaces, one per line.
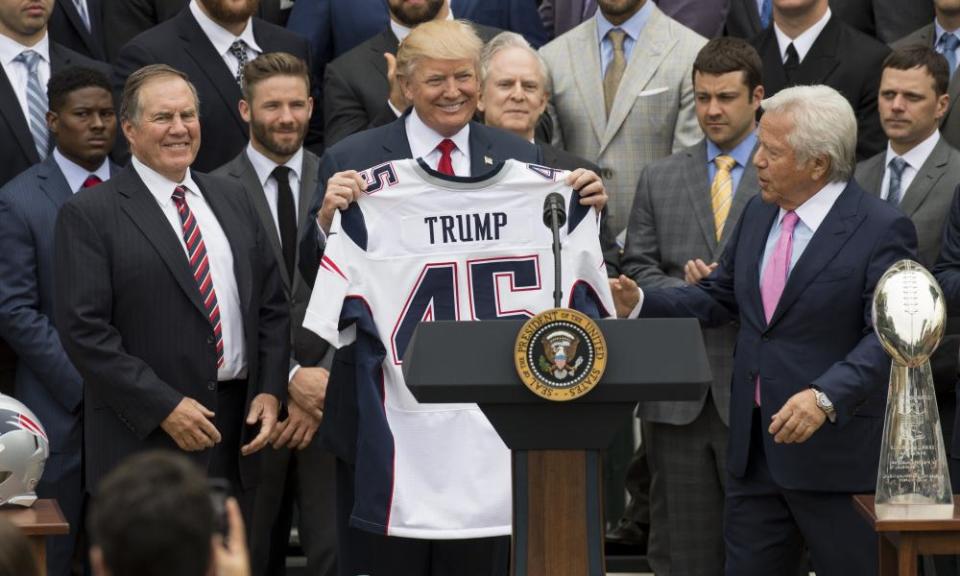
xmin=610 ymin=84 xmax=918 ymax=575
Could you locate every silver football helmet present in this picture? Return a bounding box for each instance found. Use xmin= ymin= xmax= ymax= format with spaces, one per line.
xmin=0 ymin=394 xmax=48 ymax=507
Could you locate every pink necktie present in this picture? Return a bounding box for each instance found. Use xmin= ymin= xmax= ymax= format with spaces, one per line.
xmin=755 ymin=210 xmax=799 ymax=405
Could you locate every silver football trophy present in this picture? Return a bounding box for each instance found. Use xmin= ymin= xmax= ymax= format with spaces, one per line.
xmin=873 ymin=260 xmax=953 ymax=519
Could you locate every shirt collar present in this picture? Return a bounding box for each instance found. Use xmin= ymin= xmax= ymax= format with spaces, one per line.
xmin=53 ymin=148 xmax=110 ymax=193
xmin=390 ymin=7 xmax=455 ymax=44
xmin=782 ymin=179 xmax=846 ymax=234
xmin=0 ymin=32 xmax=50 ymax=66
xmin=595 ymin=1 xmax=654 ymax=46
xmin=131 ymin=156 xmax=200 ymax=205
xmin=246 ymin=142 xmax=303 ymax=188
xmin=405 ymin=108 xmax=470 ymax=162
xmin=706 ymin=130 xmax=758 ymax=169
xmin=773 ymin=7 xmax=831 ymax=63
xmin=884 ymin=130 xmax=940 ymax=172
xmin=189 ymin=0 xmax=261 ymax=57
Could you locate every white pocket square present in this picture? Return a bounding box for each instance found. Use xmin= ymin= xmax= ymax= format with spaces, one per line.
xmin=637 ymin=87 xmax=669 ymax=97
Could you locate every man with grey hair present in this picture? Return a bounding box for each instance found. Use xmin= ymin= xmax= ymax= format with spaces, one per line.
xmin=53 ymin=64 xmax=289 ymax=514
xmin=609 ymin=84 xmax=918 ymax=575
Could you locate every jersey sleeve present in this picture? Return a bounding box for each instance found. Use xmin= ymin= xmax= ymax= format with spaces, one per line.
xmin=303 ymin=211 xmax=360 ymax=348
xmin=566 ymin=207 xmax=616 ymax=319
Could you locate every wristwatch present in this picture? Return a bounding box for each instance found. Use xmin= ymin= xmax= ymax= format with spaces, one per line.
xmin=812 ymin=388 xmax=836 ymax=423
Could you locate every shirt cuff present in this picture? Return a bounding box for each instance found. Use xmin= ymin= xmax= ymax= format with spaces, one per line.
xmin=627 ymin=287 xmax=644 ymax=319
xmin=288 ymin=363 xmax=300 ymax=384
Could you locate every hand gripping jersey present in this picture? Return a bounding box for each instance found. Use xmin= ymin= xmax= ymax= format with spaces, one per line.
xmin=304 ymin=158 xmax=614 ymax=539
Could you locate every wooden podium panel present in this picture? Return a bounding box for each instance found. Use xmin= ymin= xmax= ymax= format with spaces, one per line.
xmin=854 ymin=494 xmax=960 ymax=576
xmin=0 ymin=499 xmax=70 ymax=576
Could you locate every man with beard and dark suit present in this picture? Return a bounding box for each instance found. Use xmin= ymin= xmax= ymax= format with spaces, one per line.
xmin=751 ymin=0 xmax=889 ymax=161
xmin=212 ymin=52 xmax=336 ymax=576
xmin=477 ymin=30 xmax=620 ymax=276
xmin=0 ymin=65 xmax=116 ymax=576
xmin=322 ymin=0 xmax=502 ymax=148
xmin=54 ymin=64 xmax=289 ymax=510
xmin=620 ymin=37 xmax=764 ymax=576
xmin=0 ymin=0 xmax=108 ymax=397
xmin=113 ymin=0 xmax=317 ymax=171
xmin=301 ymin=20 xmax=606 ymax=576
xmin=612 ymin=85 xmax=917 ymax=576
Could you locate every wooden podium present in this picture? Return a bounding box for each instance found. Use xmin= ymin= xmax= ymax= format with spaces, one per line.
xmin=404 ymin=318 xmax=711 ymax=576
xmin=0 ymin=498 xmax=69 ymax=576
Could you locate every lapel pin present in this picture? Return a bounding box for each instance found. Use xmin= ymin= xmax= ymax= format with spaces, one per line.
xmin=484 ymin=156 xmax=493 ymax=165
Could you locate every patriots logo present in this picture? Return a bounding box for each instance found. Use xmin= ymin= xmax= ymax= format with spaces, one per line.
xmin=0 ymin=409 xmax=46 ymax=442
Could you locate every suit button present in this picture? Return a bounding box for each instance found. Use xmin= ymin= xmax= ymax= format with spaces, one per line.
xmin=208 ymin=381 xmax=217 ymax=391
xmin=762 ymin=335 xmax=771 ymax=342
xmin=207 ymin=335 xmax=215 ymax=345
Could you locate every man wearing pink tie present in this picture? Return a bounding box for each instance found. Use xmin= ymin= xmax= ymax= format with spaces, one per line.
xmin=610 ymin=84 xmax=918 ymax=576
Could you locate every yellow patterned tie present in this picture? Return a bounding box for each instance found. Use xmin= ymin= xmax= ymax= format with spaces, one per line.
xmin=711 ymin=155 xmax=736 ymax=240
xmin=603 ymin=29 xmax=626 ymax=117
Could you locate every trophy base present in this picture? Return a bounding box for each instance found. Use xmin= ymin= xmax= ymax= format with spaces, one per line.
xmin=875 ymin=494 xmax=954 ymax=520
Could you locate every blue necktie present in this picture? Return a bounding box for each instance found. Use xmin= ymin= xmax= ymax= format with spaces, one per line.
xmin=760 ymin=0 xmax=773 ymax=29
xmin=14 ymin=50 xmax=48 ymax=160
xmin=887 ymin=157 xmax=908 ymax=206
xmin=940 ymin=33 xmax=960 ymax=78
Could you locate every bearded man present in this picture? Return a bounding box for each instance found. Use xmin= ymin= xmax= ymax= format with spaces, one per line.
xmin=112 ymin=0 xmax=319 ymax=171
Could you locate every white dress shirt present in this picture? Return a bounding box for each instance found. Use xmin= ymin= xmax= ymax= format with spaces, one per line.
xmin=880 ymin=131 xmax=940 ymax=203
xmin=245 ymin=143 xmax=303 ymax=239
xmin=773 ymin=8 xmax=832 ymax=63
xmin=189 ymin=0 xmax=262 ymax=75
xmin=405 ymin=108 xmax=471 ymax=176
xmin=53 ymin=148 xmax=111 ymax=193
xmin=0 ymin=32 xmax=51 ymax=127
xmin=132 ymin=157 xmax=247 ymax=381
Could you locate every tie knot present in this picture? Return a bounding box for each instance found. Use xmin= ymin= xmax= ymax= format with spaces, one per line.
xmin=784 ymin=43 xmax=799 ymax=65
xmin=15 ymin=50 xmax=40 ymax=70
xmin=82 ymin=175 xmax=102 ymax=189
xmin=436 ymin=138 xmax=456 ymax=155
xmin=171 ymin=185 xmax=187 ymax=202
xmin=942 ymin=33 xmax=960 ymax=52
xmin=229 ymin=39 xmax=247 ymax=56
xmin=889 ymin=156 xmax=908 ymax=176
xmin=781 ymin=210 xmax=799 ymax=233
xmin=715 ymin=155 xmax=736 ymax=172
xmin=272 ymin=165 xmax=292 ymax=182
xmin=608 ymin=29 xmax=626 ymax=51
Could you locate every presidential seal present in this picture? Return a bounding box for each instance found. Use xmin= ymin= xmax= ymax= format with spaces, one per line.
xmin=514 ymin=308 xmax=607 ymax=401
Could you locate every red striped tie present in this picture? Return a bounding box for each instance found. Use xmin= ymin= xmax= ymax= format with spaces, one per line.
xmin=171 ymin=186 xmax=224 ymax=368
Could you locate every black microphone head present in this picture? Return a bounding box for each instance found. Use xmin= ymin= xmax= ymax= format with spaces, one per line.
xmin=542 ymin=193 xmax=567 ymax=228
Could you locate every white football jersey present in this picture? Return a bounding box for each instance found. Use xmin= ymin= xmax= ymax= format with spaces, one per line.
xmin=304 ymin=158 xmax=614 ymax=539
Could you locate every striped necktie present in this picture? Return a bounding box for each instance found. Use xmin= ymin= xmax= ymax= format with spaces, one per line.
xmin=14 ymin=50 xmax=49 ymax=160
xmin=710 ymin=155 xmax=736 ymax=240
xmin=171 ymin=186 xmax=224 ymax=367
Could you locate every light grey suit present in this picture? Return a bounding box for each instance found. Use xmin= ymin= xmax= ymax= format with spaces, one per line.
xmin=540 ymin=6 xmax=706 ymax=233
xmin=894 ymin=24 xmax=960 ymax=151
xmin=621 ymin=139 xmax=759 ymax=575
xmin=212 ymin=149 xmax=337 ymax=576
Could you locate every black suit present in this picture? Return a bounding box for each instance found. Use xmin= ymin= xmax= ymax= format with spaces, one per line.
xmin=53 ymin=165 xmax=290 ymax=492
xmin=323 ymin=23 xmax=500 ymax=147
xmin=301 ymin=116 xmax=539 ymax=576
xmin=752 ymin=15 xmax=889 ymax=161
xmin=113 ymin=8 xmax=318 ymax=171
xmin=725 ymin=0 xmax=761 ymax=39
xmin=48 ymin=0 xmax=107 ymax=60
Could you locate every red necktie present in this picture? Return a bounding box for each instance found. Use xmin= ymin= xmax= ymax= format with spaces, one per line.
xmin=436 ymin=139 xmax=456 ymax=176
xmin=82 ymin=175 xmax=102 ymax=189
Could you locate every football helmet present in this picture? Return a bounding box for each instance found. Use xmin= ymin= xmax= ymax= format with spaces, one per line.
xmin=0 ymin=394 xmax=48 ymax=507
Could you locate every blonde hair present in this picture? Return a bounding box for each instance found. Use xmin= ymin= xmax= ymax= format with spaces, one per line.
xmin=396 ymin=19 xmax=484 ymax=79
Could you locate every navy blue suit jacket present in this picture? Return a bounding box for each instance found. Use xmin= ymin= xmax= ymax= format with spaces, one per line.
xmin=932 ymin=186 xmax=960 ymax=456
xmin=299 ymin=115 xmax=541 ymax=464
xmin=643 ymin=181 xmax=917 ymax=492
xmin=0 ymin=156 xmax=114 ymax=455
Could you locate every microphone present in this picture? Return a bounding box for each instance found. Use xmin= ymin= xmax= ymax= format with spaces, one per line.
xmin=542 ymin=193 xmax=566 ymax=308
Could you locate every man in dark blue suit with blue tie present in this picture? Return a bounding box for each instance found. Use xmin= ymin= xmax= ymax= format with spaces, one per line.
xmin=611 ymin=84 xmax=918 ymax=575
xmin=0 ymin=65 xmax=117 ymax=576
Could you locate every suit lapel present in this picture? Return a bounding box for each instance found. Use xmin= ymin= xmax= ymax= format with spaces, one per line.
xmin=468 ymin=124 xmax=497 ymax=174
xmin=900 ymin=138 xmax=951 ymax=218
xmin=56 ymin=0 xmax=103 ymax=59
xmin=721 ymin=156 xmax=760 ymax=256
xmin=570 ymin=19 xmax=606 ymax=146
xmin=790 ymin=17 xmax=841 ymax=86
xmin=117 ymin=167 xmax=209 ymax=320
xmin=37 ymin=156 xmax=74 ymax=208
xmin=200 ymin=174 xmax=253 ymax=316
xmin=0 ymin=62 xmax=40 ymax=165
xmin=368 ymin=30 xmax=397 ymax=79
xmin=766 ymin=184 xmax=863 ymax=328
xmin=601 ymin=8 xmax=675 ymax=152
xmin=232 ymin=152 xmax=290 ymax=289
xmin=682 ymin=142 xmax=719 ymax=253
xmin=381 ymin=115 xmax=413 ymax=159
xmin=294 ymin=151 xmax=320 ymax=294
xmin=746 ymin=200 xmax=779 ymax=326
xmin=857 ymin=154 xmax=884 ymax=197
xmin=756 ymin=28 xmax=788 ymax=95
xmin=177 ymin=11 xmax=244 ymax=128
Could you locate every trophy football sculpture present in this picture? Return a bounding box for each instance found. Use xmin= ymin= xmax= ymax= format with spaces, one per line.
xmin=873 ymin=259 xmax=953 ymax=519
